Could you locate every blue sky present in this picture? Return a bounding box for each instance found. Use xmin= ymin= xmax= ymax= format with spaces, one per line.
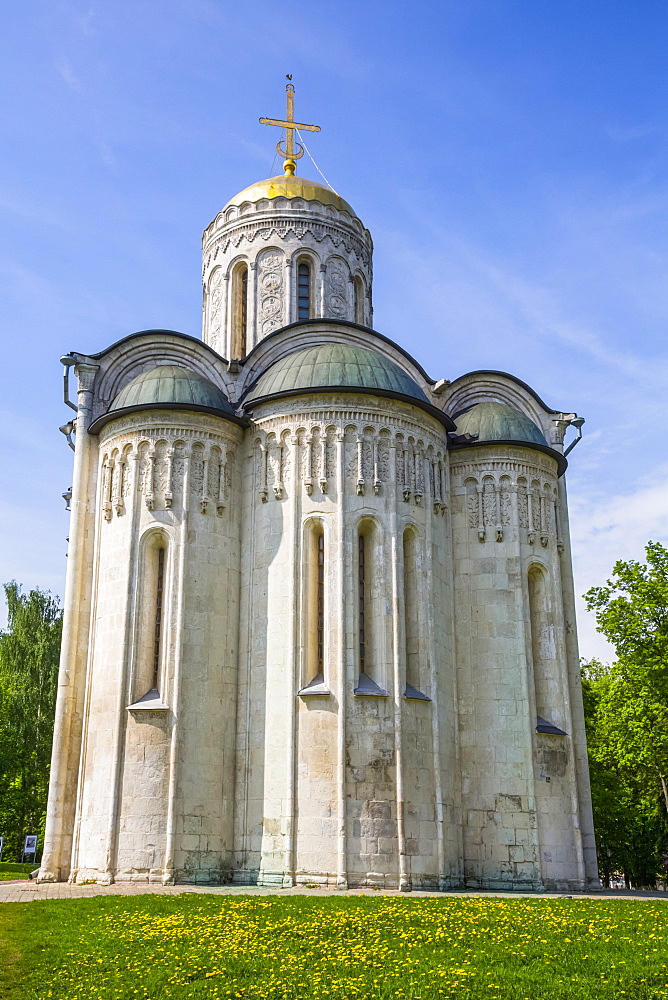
xmin=2 ymin=0 xmax=667 ymax=658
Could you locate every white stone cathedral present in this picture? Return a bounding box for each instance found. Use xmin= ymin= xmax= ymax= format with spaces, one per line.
xmin=40 ymin=94 xmax=599 ymax=892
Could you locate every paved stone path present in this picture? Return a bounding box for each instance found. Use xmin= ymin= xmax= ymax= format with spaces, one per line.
xmin=1 ymin=880 xmax=667 ymax=904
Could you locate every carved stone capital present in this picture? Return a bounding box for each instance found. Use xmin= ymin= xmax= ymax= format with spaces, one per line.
xmin=75 ymin=363 xmax=99 ymax=395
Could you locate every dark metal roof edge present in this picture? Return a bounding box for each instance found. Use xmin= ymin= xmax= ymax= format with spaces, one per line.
xmin=240 ymin=319 xmax=436 ymax=385
xmin=242 ymin=385 xmax=456 ymax=431
xmin=448 ymin=438 xmax=567 ymax=476
xmin=88 ymin=401 xmax=247 ymax=435
xmin=447 ymin=370 xmax=561 ymax=415
xmin=536 ymin=716 xmax=568 ymax=736
xmin=83 ymin=329 xmax=228 ymax=363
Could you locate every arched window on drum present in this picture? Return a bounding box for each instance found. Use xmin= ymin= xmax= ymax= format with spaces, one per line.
xmin=133 ymin=531 xmax=169 ymax=700
xmin=231 ymin=261 xmax=248 ymax=358
xmin=528 ymin=564 xmax=565 ymax=733
xmin=354 ymin=520 xmax=387 ymax=695
xmin=354 ymin=275 xmax=365 ymax=325
xmin=305 ymin=521 xmax=326 ymax=684
xmin=297 ymin=261 xmax=312 ymax=319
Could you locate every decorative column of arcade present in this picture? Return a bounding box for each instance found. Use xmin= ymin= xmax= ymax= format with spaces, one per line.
xmin=334 ymin=428 xmax=348 ymax=889
xmin=162 ymin=446 xmax=192 ymax=884
xmin=283 ymin=433 xmax=301 ymax=886
xmin=247 ymin=261 xmax=258 ymax=355
xmin=424 ymin=451 xmax=449 ymax=888
xmin=39 ymin=363 xmax=99 ymax=883
xmin=389 ymin=441 xmax=411 ymax=891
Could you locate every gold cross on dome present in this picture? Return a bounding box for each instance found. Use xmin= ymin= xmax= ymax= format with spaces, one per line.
xmin=259 ymin=79 xmax=320 ymax=175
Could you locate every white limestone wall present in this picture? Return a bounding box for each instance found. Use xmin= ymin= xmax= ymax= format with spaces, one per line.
xmin=233 ymin=393 xmax=455 ymax=889
xmin=201 ymin=198 xmax=373 ymax=357
xmin=450 ymin=444 xmax=586 ymax=891
xmin=69 ymin=410 xmax=242 ymax=884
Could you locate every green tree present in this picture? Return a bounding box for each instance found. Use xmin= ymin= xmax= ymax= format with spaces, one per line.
xmin=584 ymin=540 xmax=668 ymax=683
xmin=0 ymin=583 xmax=62 ymax=862
xmin=583 ymin=543 xmax=668 ymax=886
xmin=585 ymin=542 xmax=668 ymax=814
xmin=582 ymin=660 xmax=667 ymax=888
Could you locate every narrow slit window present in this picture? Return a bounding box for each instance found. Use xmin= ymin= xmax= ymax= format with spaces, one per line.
xmin=306 ymin=524 xmax=325 ymax=682
xmin=528 ymin=565 xmax=562 ymax=730
xmin=231 ymin=263 xmax=248 ymax=358
xmin=354 ymin=275 xmax=364 ymax=324
xmin=298 ymin=262 xmax=311 ymax=319
xmin=153 ymin=547 xmax=165 ymax=690
xmin=358 ymin=534 xmax=366 ymax=673
xmin=316 ymin=532 xmax=325 ymax=675
xmin=240 ymin=269 xmax=248 ymax=341
xmin=403 ymin=530 xmax=419 ymax=691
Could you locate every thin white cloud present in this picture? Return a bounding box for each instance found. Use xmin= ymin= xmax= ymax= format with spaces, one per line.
xmin=55 ymin=57 xmax=81 ymax=91
xmin=76 ymin=8 xmax=96 ymax=37
xmin=570 ymin=472 xmax=668 ymax=663
xmin=606 ymin=122 xmax=663 ymax=143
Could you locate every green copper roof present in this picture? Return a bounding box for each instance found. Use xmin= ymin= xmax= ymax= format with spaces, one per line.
xmin=110 ymin=365 xmax=235 ymax=415
xmin=244 ymin=344 xmax=429 ymax=405
xmin=453 ymin=401 xmax=548 ymax=446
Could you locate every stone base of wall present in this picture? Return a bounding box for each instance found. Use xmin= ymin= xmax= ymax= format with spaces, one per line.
xmin=66 ymin=866 xmax=233 ymax=886
xmin=244 ymin=870 xmax=468 ymax=891
xmin=542 ymin=878 xmax=592 ymax=893
xmin=232 ymin=868 xmax=261 ymax=885
xmin=464 ymin=877 xmax=544 ymax=893
xmin=43 ymin=866 xmax=600 ymax=893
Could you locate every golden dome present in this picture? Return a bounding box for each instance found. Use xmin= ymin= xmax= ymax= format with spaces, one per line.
xmin=224 ymin=171 xmax=358 ymax=219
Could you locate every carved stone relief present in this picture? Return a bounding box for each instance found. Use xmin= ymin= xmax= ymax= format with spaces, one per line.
xmin=457 ymin=464 xmax=558 ymax=546
xmin=266 ymin=435 xmax=284 ymax=499
xmin=258 ymin=251 xmax=285 ymax=335
xmin=517 ymin=479 xmax=529 ymax=529
xmin=189 ymin=444 xmax=205 ymax=508
xmin=208 ymin=268 xmax=224 ymax=343
xmin=466 ymin=480 xmax=479 ymax=528
xmin=172 ymin=442 xmax=186 ymax=508
xmin=325 ymin=258 xmax=349 ymax=318
xmin=253 ymin=412 xmax=447 ymax=510
xmin=204 ymin=219 xmax=372 ymax=272
xmin=500 ymin=476 xmax=512 ymax=527
xmin=154 ymin=442 xmax=169 ymax=508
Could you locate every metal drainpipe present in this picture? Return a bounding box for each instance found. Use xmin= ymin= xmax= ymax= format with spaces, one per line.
xmin=61 ymin=355 xmax=79 ymax=413
xmin=563 ymin=417 xmax=585 ymax=458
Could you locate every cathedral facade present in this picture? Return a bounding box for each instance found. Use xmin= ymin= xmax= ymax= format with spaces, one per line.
xmin=39 ymin=136 xmax=599 ymax=892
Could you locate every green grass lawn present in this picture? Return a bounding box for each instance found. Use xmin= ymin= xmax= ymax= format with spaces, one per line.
xmin=0 ymin=894 xmax=667 ymax=999
xmin=0 ymin=862 xmax=35 ymax=881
